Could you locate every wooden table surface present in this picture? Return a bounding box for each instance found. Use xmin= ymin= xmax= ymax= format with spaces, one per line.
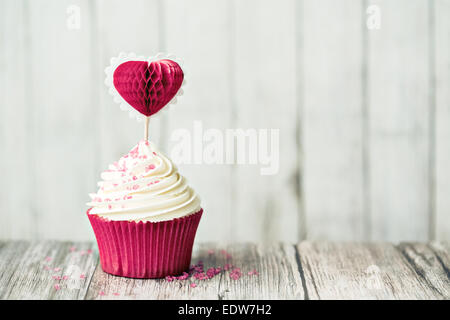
xmin=0 ymin=241 xmax=449 ymax=300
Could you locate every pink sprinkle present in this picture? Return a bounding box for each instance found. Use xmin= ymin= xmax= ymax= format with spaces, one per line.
xmin=69 ymin=246 xmax=77 ymax=252
xmin=190 ymin=283 xmax=197 ymax=288
xmin=53 ymin=276 xmax=61 ymax=280
xmin=113 ymin=292 xmax=120 ymax=296
xmin=98 ymin=291 xmax=105 ymax=296
xmin=206 ymin=268 xmax=217 ymax=279
xmin=145 ymin=141 xmax=150 ymax=146
xmin=127 ymin=196 xmax=133 ymax=199
xmin=108 ymin=205 xmax=112 ymax=210
xmin=177 ymin=272 xmax=189 ymax=280
xmin=194 ymin=272 xmax=207 ymax=280
xmin=248 ymin=270 xmax=259 ymax=276
xmin=145 ymin=164 xmax=155 ymax=172
xmin=230 ymin=267 xmax=242 ymax=280
xmin=80 ymin=274 xmax=86 ymax=279
xmin=113 ymin=183 xmax=118 ymax=187
xmin=165 ymin=276 xmax=174 ymax=282
xmin=132 ymin=176 xmax=138 ymax=181
xmin=54 ymin=284 xmax=61 ymax=290
xmin=62 ymin=276 xmax=69 ymax=280
xmin=154 ymin=180 xmax=160 ymax=184
xmin=132 ymin=185 xmax=139 ymax=190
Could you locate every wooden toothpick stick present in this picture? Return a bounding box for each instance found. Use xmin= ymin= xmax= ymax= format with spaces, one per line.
xmin=144 ymin=117 xmax=149 ymax=141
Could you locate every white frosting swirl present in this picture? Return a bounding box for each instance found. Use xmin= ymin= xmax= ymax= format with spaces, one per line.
xmin=87 ymin=140 xmax=201 ymax=222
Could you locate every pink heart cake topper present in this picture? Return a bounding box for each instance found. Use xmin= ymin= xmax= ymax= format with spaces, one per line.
xmin=113 ymin=59 xmax=184 ymax=117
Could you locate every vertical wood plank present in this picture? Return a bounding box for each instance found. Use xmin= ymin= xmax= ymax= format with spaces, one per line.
xmin=302 ymin=0 xmax=365 ymax=240
xmin=94 ymin=0 xmax=162 ymax=183
xmin=0 ymin=0 xmax=35 ymax=239
xmin=163 ymin=0 xmax=234 ymax=242
xmin=434 ymin=0 xmax=450 ymax=240
xmin=368 ymin=0 xmax=431 ymax=241
xmin=24 ymin=0 xmax=98 ymax=240
xmin=232 ymin=0 xmax=299 ymax=242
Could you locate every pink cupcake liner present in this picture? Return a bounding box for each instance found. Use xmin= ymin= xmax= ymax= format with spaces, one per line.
xmin=87 ymin=208 xmax=203 ymax=279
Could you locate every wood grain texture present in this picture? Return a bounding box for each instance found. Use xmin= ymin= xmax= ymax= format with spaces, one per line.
xmin=302 ymin=0 xmax=365 ymax=240
xmin=0 ymin=0 xmax=36 ymax=239
xmin=216 ymin=243 xmax=304 ymax=300
xmin=85 ymin=243 xmax=304 ymax=299
xmin=0 ymin=241 xmax=30 ymax=298
xmin=434 ymin=0 xmax=450 ymax=240
xmin=1 ymin=241 xmax=449 ymax=299
xmin=368 ymin=0 xmax=431 ymax=241
xmin=297 ymin=242 xmax=448 ymax=299
xmin=24 ymin=0 xmax=98 ymax=240
xmin=0 ymin=241 xmax=97 ymax=300
xmin=397 ymin=242 xmax=450 ymax=297
xmin=232 ymin=0 xmax=300 ymax=243
xmin=429 ymin=241 xmax=450 ymax=273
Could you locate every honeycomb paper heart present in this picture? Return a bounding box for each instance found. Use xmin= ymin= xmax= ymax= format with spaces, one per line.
xmin=113 ymin=59 xmax=184 ymax=117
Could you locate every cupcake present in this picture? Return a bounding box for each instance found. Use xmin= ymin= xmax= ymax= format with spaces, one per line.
xmin=87 ymin=53 xmax=202 ymax=278
xmin=87 ymin=140 xmax=202 ymax=278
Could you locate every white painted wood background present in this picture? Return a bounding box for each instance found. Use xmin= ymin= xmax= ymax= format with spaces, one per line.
xmin=0 ymin=0 xmax=448 ymax=242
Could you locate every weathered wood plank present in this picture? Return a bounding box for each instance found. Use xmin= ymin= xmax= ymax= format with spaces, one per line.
xmin=163 ymin=0 xmax=234 ymax=242
xmin=26 ymin=0 xmax=98 ymax=240
xmin=434 ymin=0 xmax=450 ymax=240
xmin=429 ymin=242 xmax=450 ymax=273
xmin=368 ymin=0 xmax=431 ymax=241
xmin=0 ymin=241 xmax=31 ymax=298
xmin=0 ymin=241 xmax=97 ymax=300
xmin=232 ymin=0 xmax=300 ymax=243
xmin=85 ymin=243 xmax=304 ymax=299
xmin=297 ymin=242 xmax=445 ymax=299
xmin=397 ymin=242 xmax=450 ymax=297
xmin=0 ymin=0 xmax=36 ymax=239
xmin=217 ymin=243 xmax=304 ymax=300
xmin=302 ymin=0 xmax=365 ymax=240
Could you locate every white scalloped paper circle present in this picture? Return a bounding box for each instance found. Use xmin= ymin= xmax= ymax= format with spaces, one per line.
xmin=104 ymin=52 xmax=187 ymax=122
